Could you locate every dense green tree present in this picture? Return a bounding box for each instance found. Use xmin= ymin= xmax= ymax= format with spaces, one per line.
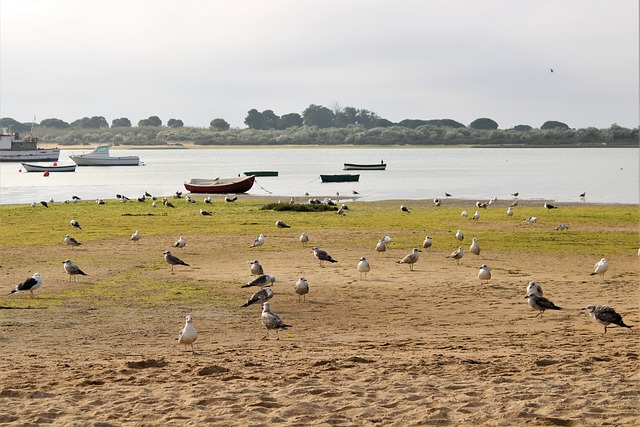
xmin=424 ymin=119 xmax=466 ymax=128
xmin=0 ymin=117 xmax=31 ymax=132
xmin=244 ymin=109 xmax=266 ymax=130
xmin=210 ymin=118 xmax=230 ymax=131
xmin=398 ymin=119 xmax=429 ymax=129
xmin=541 ymin=120 xmax=569 ymax=130
xmin=138 ymin=116 xmax=162 ymax=127
xmin=261 ymin=110 xmax=279 ymax=130
xmin=371 ymin=118 xmax=395 ymax=128
xmin=39 ymin=118 xmax=70 ymax=129
xmin=512 ymin=125 xmax=532 ymax=131
xmin=167 ymin=118 xmax=184 ymax=128
xmin=302 ymin=104 xmax=335 ymax=128
xmin=111 ymin=117 xmax=132 ymax=127
xmin=278 ymin=113 xmax=303 ymax=129
xmin=71 ymin=116 xmax=109 ymax=129
xmin=469 ymin=118 xmax=499 ymax=130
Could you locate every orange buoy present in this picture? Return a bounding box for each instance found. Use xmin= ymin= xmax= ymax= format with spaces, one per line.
xmin=43 ymin=171 xmax=50 ymax=177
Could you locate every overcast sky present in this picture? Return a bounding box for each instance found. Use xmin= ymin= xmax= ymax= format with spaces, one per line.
xmin=1 ymin=0 xmax=638 ymax=129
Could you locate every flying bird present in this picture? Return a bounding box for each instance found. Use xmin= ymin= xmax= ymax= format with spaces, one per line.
xmin=478 ymin=264 xmax=491 ymax=285
xmin=63 ymin=259 xmax=87 ymax=281
xmin=357 ymin=257 xmax=371 ymax=280
xmin=178 ymin=315 xmax=197 ymax=353
xmin=511 ymin=192 xmax=519 ymax=197
xmin=70 ymin=219 xmax=81 ymax=230
xmin=396 ymin=248 xmax=421 ymax=271
xmin=242 ymin=274 xmax=276 ymax=288
xmin=11 ymin=273 xmax=42 ymax=298
xmin=525 ymin=294 xmax=562 ymax=317
xmin=64 ymin=234 xmax=81 ymax=247
xmin=261 ymin=302 xmax=292 ymax=340
xmin=313 ymin=247 xmax=338 ymax=266
xmin=469 ymin=237 xmax=481 ymax=256
xmin=163 ymin=251 xmax=190 ymax=271
xmin=294 ymin=277 xmax=309 ymax=302
xmin=250 ymin=234 xmax=265 ymax=249
xmin=590 ymin=258 xmax=609 ymax=281
xmin=585 ymin=305 xmax=632 ymax=333
xmin=173 ymin=235 xmax=186 ymax=249
xmin=242 ymin=287 xmax=274 ymax=307
xmin=275 ymin=220 xmax=291 ymax=228
xmin=447 ymin=247 xmax=464 ymax=265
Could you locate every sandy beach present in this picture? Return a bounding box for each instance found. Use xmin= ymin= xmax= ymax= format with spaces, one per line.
xmin=1 ymin=199 xmax=638 ymax=426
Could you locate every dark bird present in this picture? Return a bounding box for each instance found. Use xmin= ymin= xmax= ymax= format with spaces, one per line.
xmin=312 ymin=247 xmax=338 ymax=266
xmin=511 ymin=192 xmax=519 ymax=197
xmin=241 ymin=287 xmax=273 ymax=308
xmin=225 ymin=196 xmax=237 ymax=202
xmin=585 ymin=305 xmax=632 ymax=333
xmin=200 ymin=209 xmax=212 ymax=216
xmin=70 ymin=219 xmax=81 ymax=230
xmin=72 ymin=195 xmax=81 ymax=201
xmin=242 ymin=274 xmax=276 ymax=288
xmin=433 ymin=198 xmax=442 ymax=206
xmin=525 ymin=294 xmax=562 ymax=317
xmin=204 ymin=196 xmax=212 ymax=204
xmin=11 ymin=273 xmax=42 ymax=298
xmin=186 ymin=196 xmax=196 ymax=203
xmin=544 ymin=202 xmax=558 ymax=210
xmin=40 ymin=201 xmax=48 ymax=208
xmin=400 ymin=204 xmax=410 ymax=213
xmin=162 ymin=197 xmax=175 ymax=208
xmin=174 ymin=191 xmax=183 ymax=198
xmin=275 ymin=220 xmax=291 ymax=228
xmin=476 ymin=201 xmax=488 ymax=209
xmin=163 ymin=251 xmax=190 ymax=271
xmin=550 ymin=68 xmax=554 ymax=73
xmin=352 ymin=190 xmax=359 ymax=195
xmin=145 ymin=191 xmax=152 ymax=197
xmin=137 ymin=196 xmax=146 ymax=202
xmin=445 ymin=192 xmax=452 ymax=197
xmin=63 ymin=259 xmax=88 ymax=281
xmin=579 ymin=192 xmax=586 ymax=198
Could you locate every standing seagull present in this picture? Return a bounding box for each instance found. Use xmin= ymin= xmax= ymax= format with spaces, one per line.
xmin=178 ymin=315 xmax=197 ymax=353
xmin=447 ymin=247 xmax=464 ymax=265
xmin=250 ymin=234 xmax=265 ymax=249
xmin=396 ymin=248 xmax=421 ymax=271
xmin=525 ymin=294 xmax=562 ymax=317
xmin=65 ymin=234 xmax=81 ymax=248
xmin=478 ymin=264 xmax=491 ymax=285
xmin=249 ymin=259 xmax=264 ymax=276
xmin=131 ymin=230 xmax=141 ymax=242
xmin=275 ymin=220 xmax=291 ymax=228
xmin=357 ymin=257 xmax=371 ymax=280
xmin=590 ymin=258 xmax=609 ymax=281
xmin=163 ymin=251 xmax=190 ymax=272
xmin=11 ymin=273 xmax=43 ymax=298
xmin=461 ymin=210 xmax=468 ymax=218
xmin=455 ymin=229 xmax=464 ymax=241
xmin=471 ymin=211 xmax=480 ymax=221
xmin=312 ymin=247 xmax=338 ymax=266
xmin=242 ymin=287 xmax=274 ymax=307
xmin=242 ymin=274 xmax=276 ymax=288
xmin=63 ymin=259 xmax=88 ymax=281
xmin=526 ymin=281 xmax=543 ymax=297
xmin=294 ymin=277 xmax=309 ymax=302
xmin=261 ymin=302 xmax=292 ymax=340
xmin=173 ymin=235 xmax=186 ymax=249
xmin=585 ymin=305 xmax=632 ymax=333
xmin=469 ymin=237 xmax=481 ymax=256
xmin=375 ymin=238 xmax=387 ymax=253
xmin=400 ymin=204 xmax=410 ymax=213
xmin=70 ymin=219 xmax=82 ymax=230
xmin=544 ymin=202 xmax=558 ymax=210
xmin=506 ymin=207 xmax=513 ymax=217
xmin=299 ymin=232 xmax=309 ymax=245
xmin=422 ymin=236 xmax=432 ymax=250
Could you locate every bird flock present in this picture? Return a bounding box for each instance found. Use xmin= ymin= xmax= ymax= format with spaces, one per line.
xmin=10 ymin=191 xmax=635 ymax=355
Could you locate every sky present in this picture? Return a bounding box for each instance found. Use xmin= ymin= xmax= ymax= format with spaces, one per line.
xmin=1 ymin=0 xmax=638 ymax=130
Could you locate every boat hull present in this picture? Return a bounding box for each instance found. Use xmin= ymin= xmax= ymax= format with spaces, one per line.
xmin=343 ymin=163 xmax=386 ymax=170
xmin=21 ymin=162 xmax=76 ymax=172
xmin=320 ymin=174 xmax=360 ymax=183
xmin=70 ymin=156 xmax=140 ymax=166
xmin=184 ymin=175 xmax=256 ymax=193
xmin=0 ymin=149 xmax=60 ymax=162
xmin=243 ymin=171 xmax=278 ymax=177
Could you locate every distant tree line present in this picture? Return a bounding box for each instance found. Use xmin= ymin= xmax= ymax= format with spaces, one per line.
xmin=1 ymin=104 xmax=637 ymax=147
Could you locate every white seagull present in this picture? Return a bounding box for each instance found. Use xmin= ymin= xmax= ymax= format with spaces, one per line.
xmin=525 ymin=294 xmax=562 ymax=317
xmin=131 ymin=230 xmax=141 ymax=242
xmin=357 ymin=257 xmax=371 ymax=280
xmin=312 ymin=247 xmax=338 ymax=266
xmin=461 ymin=210 xmax=469 ymax=218
xmin=590 ymin=258 xmax=608 ymax=281
xmin=65 ymin=234 xmax=81 ymax=247
xmin=204 ymin=196 xmax=212 ymax=204
xmin=249 ymin=259 xmax=264 ymax=276
xmin=506 ymin=207 xmax=513 ymax=217
xmin=455 ymin=229 xmax=464 ymax=241
xmin=447 ymin=247 xmax=464 ymax=265
xmin=173 ymin=235 xmax=186 ymax=249
xmin=471 ymin=211 xmax=480 ymax=221
xmin=478 ymin=264 xmax=491 ymax=285
xmin=375 ymin=238 xmax=387 ymax=253
xmin=294 ymin=277 xmax=309 ymax=302
xmin=12 ymin=273 xmax=43 ymax=298
xmin=525 ymin=216 xmax=537 ymax=224
xmin=250 ymin=234 xmax=265 ymax=249
xmin=70 ymin=219 xmax=82 ymax=230
xmin=396 ymin=248 xmax=421 ymax=271
xmin=526 ymin=281 xmax=543 ymax=297
xmin=261 ymin=302 xmax=292 ymax=340
xmin=299 ymin=232 xmax=309 ymax=245
xmin=242 ymin=287 xmax=274 ymax=307
xmin=422 ymin=236 xmax=432 ymax=250
xmin=63 ymin=259 xmax=88 ymax=281
xmin=585 ymin=305 xmax=632 ymax=333
xmin=178 ymin=315 xmax=197 ymax=353
xmin=469 ymin=237 xmax=480 ymax=256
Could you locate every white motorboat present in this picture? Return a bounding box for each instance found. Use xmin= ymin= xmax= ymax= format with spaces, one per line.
xmin=69 ymin=145 xmax=141 ymax=166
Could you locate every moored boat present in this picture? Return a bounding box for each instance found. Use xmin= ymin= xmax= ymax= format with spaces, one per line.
xmin=243 ymin=171 xmax=279 ymax=177
xmin=320 ymin=174 xmax=360 ymax=183
xmin=21 ymin=162 xmax=76 ymax=172
xmin=343 ymin=162 xmax=386 ymax=170
xmin=184 ymin=175 xmax=256 ymax=193
xmin=0 ymin=129 xmax=60 ymax=162
xmin=69 ymin=145 xmax=141 ymax=166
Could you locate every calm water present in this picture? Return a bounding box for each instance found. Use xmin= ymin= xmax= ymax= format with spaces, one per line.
xmin=0 ymin=147 xmax=638 ymax=205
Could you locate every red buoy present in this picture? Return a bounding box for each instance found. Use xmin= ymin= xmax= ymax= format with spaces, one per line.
xmin=53 ymin=162 xmax=58 ymax=166
xmin=43 ymin=171 xmax=50 ymax=177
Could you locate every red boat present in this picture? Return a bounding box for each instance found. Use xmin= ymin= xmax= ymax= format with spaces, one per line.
xmin=184 ymin=175 xmax=256 ymax=194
